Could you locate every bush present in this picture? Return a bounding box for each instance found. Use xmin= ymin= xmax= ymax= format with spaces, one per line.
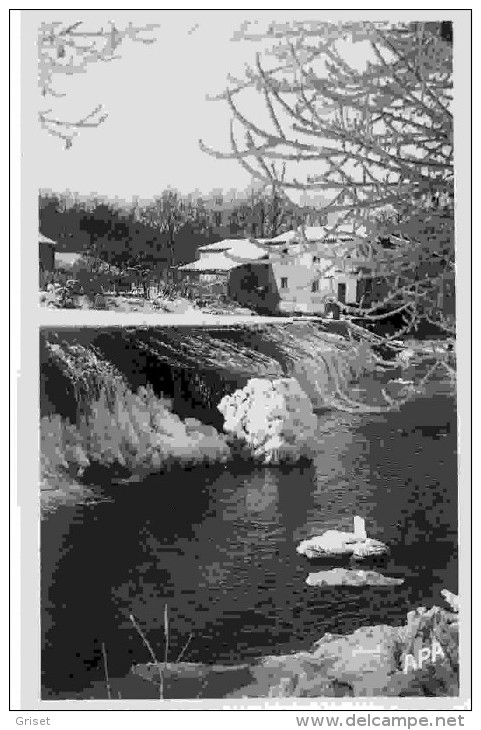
xmin=41 ymin=384 xmax=231 ymax=486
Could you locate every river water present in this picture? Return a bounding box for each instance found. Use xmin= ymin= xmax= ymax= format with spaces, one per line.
xmin=41 ymin=388 xmax=457 ymax=697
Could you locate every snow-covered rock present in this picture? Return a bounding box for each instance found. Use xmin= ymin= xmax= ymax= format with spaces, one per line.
xmin=297 ymin=531 xmax=358 ymax=558
xmin=352 ymin=538 xmax=390 ymax=560
xmin=306 ymin=568 xmax=404 ymax=587
xmin=297 ymin=532 xmax=389 ymax=560
xmin=441 ymin=589 xmax=459 ymax=612
xmin=218 ymin=377 xmax=318 ymax=465
xmin=132 ymin=601 xmax=459 ymax=698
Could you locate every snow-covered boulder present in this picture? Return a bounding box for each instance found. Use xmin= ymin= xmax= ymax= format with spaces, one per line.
xmin=217 ymin=377 xmax=318 ymax=465
xmin=297 ymin=517 xmax=389 ymax=560
xmin=441 ymin=589 xmax=459 ymax=613
xmin=297 ymin=531 xmax=359 ymax=559
xmin=297 ymin=533 xmax=389 ymax=560
xmin=351 ymin=538 xmax=390 ymax=560
xmin=306 ymin=568 xmax=404 ymax=588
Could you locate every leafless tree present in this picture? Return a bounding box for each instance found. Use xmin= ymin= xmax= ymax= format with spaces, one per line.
xmin=38 ymin=20 xmax=159 ymax=147
xmin=248 ymin=172 xmax=294 ymax=238
xmin=201 ymin=20 xmax=456 ymax=403
xmin=140 ymin=190 xmax=198 ymax=268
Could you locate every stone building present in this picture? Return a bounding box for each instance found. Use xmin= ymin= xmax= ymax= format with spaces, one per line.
xmin=38 ymin=232 xmax=57 ymax=287
xmin=176 ymin=228 xmax=385 ymax=316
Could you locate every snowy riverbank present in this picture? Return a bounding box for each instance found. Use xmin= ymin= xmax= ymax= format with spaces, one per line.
xmin=129 ymin=600 xmax=459 ymax=699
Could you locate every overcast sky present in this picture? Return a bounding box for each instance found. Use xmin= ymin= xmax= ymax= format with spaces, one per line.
xmin=31 ymin=10 xmax=394 ymax=203
xmin=33 ymin=11 xmax=295 ymax=201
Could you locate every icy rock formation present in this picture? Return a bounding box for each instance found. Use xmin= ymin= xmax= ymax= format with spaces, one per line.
xmin=351 ymin=538 xmax=390 ymax=560
xmin=441 ymin=589 xmax=459 ymax=612
xmin=297 ymin=518 xmax=389 ymax=560
xmin=305 ymin=568 xmax=404 ymax=587
xmin=217 ymin=377 xmax=318 ymax=465
xmin=297 ymin=532 xmax=389 ymax=560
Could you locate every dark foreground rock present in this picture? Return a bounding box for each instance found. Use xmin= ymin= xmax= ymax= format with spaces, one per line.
xmin=131 ymin=603 xmax=459 ymax=698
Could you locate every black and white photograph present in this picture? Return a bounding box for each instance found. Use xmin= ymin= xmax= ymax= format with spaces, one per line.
xmin=11 ymin=7 xmax=472 ymax=716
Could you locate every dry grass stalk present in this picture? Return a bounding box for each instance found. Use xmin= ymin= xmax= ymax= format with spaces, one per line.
xmin=101 ymin=642 xmax=112 ymax=700
xmin=129 ymin=613 xmax=164 ymax=700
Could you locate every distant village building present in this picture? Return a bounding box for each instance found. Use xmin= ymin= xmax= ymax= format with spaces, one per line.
xmin=176 ymin=228 xmax=384 ymax=316
xmin=177 ymin=238 xmax=269 ymax=303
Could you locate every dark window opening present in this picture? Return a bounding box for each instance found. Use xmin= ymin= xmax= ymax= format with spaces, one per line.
xmin=281 ymin=277 xmax=288 ymax=289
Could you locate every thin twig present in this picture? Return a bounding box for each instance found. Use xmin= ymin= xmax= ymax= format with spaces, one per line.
xmin=162 ymin=603 xmax=169 ymax=700
xmin=164 ymin=603 xmax=170 ymax=663
xmin=101 ymin=642 xmax=112 ymax=700
xmin=129 ymin=613 xmax=163 ymax=700
xmin=176 ymin=633 xmax=193 ymax=663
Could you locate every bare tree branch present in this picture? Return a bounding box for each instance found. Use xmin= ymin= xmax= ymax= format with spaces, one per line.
xmin=38 ymin=20 xmax=159 ymax=147
xmin=200 ymin=20 xmax=455 ymax=410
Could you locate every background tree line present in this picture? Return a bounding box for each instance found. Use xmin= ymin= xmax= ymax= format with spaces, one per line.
xmin=39 ymin=186 xmax=320 ymax=273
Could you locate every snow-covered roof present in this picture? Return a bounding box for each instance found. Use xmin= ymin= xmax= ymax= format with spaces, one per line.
xmin=39 ymin=232 xmax=58 ymax=246
xmin=268 ymin=230 xmax=301 ymax=244
xmin=268 ymin=226 xmax=367 ymax=244
xmin=198 ymin=239 xmax=268 ymax=260
xmin=198 ymin=239 xmax=244 ymax=252
xmin=178 ymin=253 xmax=244 ymax=272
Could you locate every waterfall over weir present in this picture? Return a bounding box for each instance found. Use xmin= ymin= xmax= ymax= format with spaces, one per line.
xmin=40 ymin=321 xmax=385 ymax=427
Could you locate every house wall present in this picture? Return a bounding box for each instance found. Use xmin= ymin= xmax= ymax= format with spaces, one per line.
xmin=39 ymin=241 xmax=56 ymax=288
xmin=228 ymin=249 xmax=372 ymax=315
xmin=228 ymin=263 xmax=280 ymax=314
xmin=270 ymin=250 xmax=360 ymax=314
xmin=39 ymin=241 xmax=55 ymax=272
